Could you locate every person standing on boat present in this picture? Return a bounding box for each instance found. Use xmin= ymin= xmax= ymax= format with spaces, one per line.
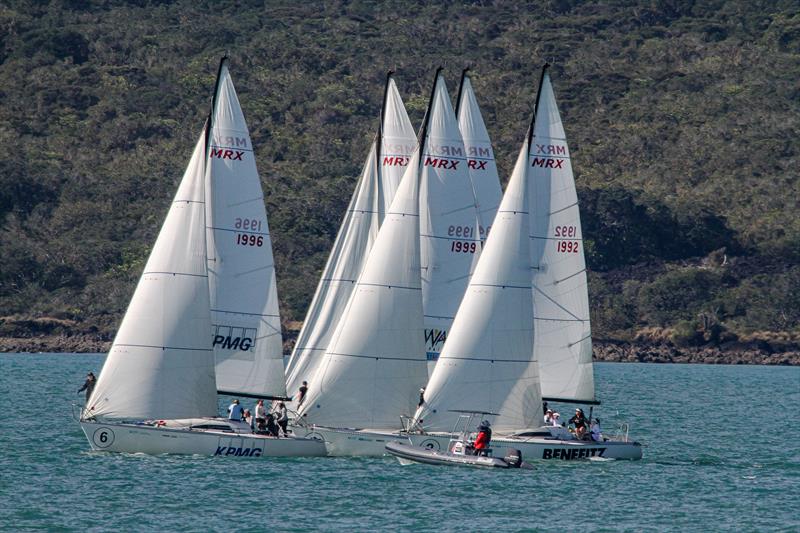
xmin=418 ymin=387 xmax=425 ymax=407
xmin=274 ymin=402 xmax=289 ymax=437
xmin=473 ymin=421 xmax=492 ymax=456
xmin=77 ymin=372 xmax=96 ymax=403
xmin=254 ymin=399 xmax=267 ymax=432
xmin=590 ymin=418 xmax=603 ymax=442
xmin=569 ymin=408 xmax=588 ymax=440
xmin=227 ymin=399 xmax=244 ymax=421
xmin=297 ymin=381 xmax=308 ymax=406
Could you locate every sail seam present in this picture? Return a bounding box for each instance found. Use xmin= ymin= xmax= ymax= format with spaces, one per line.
xmin=438 ymin=355 xmax=531 ymax=363
xmin=208 ymin=145 xmax=254 ymax=153
xmin=534 ymin=316 xmax=589 ymax=322
xmin=530 ymin=235 xmax=583 ymax=241
xmin=142 ymin=271 xmax=207 ymax=278
xmin=548 ymin=202 xmax=578 ymax=216
xmin=211 ymin=309 xmax=280 ymax=318
xmin=326 ymin=352 xmax=427 ymax=362
xmin=357 ymin=283 xmax=421 ymax=291
xmin=471 ymin=283 xmax=531 ymax=290
xmin=532 ymin=285 xmax=582 ymax=321
xmin=555 ymin=268 xmax=587 ymax=284
xmin=420 ymin=234 xmax=481 ymax=242
xmin=114 ymin=343 xmax=211 ymax=352
xmin=207 ymin=226 xmax=270 ymax=236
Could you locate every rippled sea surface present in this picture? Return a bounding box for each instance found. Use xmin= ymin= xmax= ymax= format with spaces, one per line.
xmin=1 ymin=353 xmax=798 ymax=531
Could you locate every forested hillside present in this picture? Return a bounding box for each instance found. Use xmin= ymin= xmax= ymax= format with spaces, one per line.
xmin=1 ymin=0 xmax=798 ymax=353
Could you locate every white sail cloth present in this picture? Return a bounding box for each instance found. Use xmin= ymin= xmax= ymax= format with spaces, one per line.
xmin=206 ymin=59 xmax=285 ymax=398
xmin=414 ymin=143 xmax=543 ymax=433
xmin=298 ymin=150 xmax=427 ymax=429
xmin=87 ymin=134 xmax=218 ymax=420
xmin=530 ymin=71 xmax=595 ymax=403
xmin=457 ymin=73 xmax=503 ymax=242
xmin=285 ymin=77 xmax=416 ymax=400
xmin=420 ymin=73 xmax=482 ymax=368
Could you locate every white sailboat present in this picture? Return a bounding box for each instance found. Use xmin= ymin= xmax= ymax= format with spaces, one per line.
xmin=79 ymin=57 xmax=325 ymax=457
xmin=408 ymin=66 xmax=641 ymax=460
xmin=292 ymin=69 xmax=483 ymax=455
xmin=285 ymin=73 xmax=416 ymax=403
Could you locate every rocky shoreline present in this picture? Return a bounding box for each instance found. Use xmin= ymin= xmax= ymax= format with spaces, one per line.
xmin=1 ymin=333 xmax=798 ymax=365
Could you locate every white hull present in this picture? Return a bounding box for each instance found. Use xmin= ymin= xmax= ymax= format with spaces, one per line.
xmin=407 ymin=433 xmax=643 ymax=461
xmin=291 ymin=425 xmax=641 ymax=460
xmin=290 ymin=425 xmax=407 ymax=456
xmin=80 ymin=420 xmax=326 ymax=457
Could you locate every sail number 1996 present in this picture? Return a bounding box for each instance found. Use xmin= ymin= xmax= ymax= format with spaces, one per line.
xmin=234 ymin=218 xmax=264 ymax=247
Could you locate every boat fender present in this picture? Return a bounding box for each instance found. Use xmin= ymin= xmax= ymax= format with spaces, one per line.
xmin=504 ymin=449 xmax=523 ymax=468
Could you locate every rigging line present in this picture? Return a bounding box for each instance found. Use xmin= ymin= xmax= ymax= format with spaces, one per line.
xmin=548 ymin=201 xmax=578 ymax=216
xmin=568 ymin=334 xmax=592 ymax=348
xmin=555 ymin=268 xmax=587 ymax=285
xmin=532 ymin=284 xmax=582 ymax=322
xmin=385 ymin=211 xmax=419 ymax=218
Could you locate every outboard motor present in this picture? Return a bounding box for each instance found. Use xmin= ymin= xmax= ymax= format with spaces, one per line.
xmin=504 ymin=448 xmax=523 ymax=468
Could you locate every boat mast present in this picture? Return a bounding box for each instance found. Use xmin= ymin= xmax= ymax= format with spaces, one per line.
xmin=454 ymin=67 xmax=470 ymax=117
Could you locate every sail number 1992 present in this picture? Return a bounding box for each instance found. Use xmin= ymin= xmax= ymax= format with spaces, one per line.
xmin=554 ymin=225 xmax=579 ymax=254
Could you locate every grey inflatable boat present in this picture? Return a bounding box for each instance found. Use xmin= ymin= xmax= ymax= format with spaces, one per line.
xmin=385 ymin=441 xmax=533 ymax=469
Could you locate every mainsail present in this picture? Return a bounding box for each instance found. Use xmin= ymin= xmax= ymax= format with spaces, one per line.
xmin=420 ymin=70 xmax=482 ymax=371
xmin=529 ymin=66 xmax=596 ymax=404
xmin=205 ymin=57 xmax=285 ymax=398
xmin=456 ymin=69 xmax=502 ymax=243
xmin=285 ymin=74 xmax=416 ymax=400
xmin=414 ymin=134 xmax=543 ymax=433
xmin=86 ymin=132 xmax=218 ymax=420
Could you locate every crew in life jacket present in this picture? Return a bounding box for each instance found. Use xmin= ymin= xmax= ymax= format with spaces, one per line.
xmin=473 ymin=420 xmax=492 ymax=456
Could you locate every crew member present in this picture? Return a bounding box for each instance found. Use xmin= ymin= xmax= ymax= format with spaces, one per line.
xmin=473 ymin=421 xmax=492 ymax=456
xmin=418 ymin=387 xmax=425 ymax=407
xmin=590 ymin=418 xmax=603 ymax=442
xmin=297 ymin=381 xmax=308 ymax=406
xmin=255 ymin=399 xmax=267 ymax=432
xmin=274 ymin=402 xmax=289 ymax=437
xmin=227 ymin=399 xmax=244 ymax=421
xmin=569 ymin=408 xmax=588 ymax=440
xmin=77 ymin=372 xmax=96 ymax=403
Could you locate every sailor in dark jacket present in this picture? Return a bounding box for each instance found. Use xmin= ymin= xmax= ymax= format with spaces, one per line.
xmin=77 ymin=372 xmax=96 ymax=403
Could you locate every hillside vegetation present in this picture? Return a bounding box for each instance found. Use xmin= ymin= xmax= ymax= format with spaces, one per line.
xmin=0 ymin=0 xmax=798 ymax=352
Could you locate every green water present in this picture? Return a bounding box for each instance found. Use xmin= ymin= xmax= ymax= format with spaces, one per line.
xmin=1 ymin=353 xmax=797 ymax=531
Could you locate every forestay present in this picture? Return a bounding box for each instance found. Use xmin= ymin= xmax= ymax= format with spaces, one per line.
xmin=529 ymin=69 xmax=596 ymax=403
xmin=285 ymin=75 xmax=415 ymax=400
xmin=205 ymin=58 xmax=285 ymax=398
xmin=420 ymin=72 xmax=481 ymax=371
xmin=298 ymin=149 xmax=427 ymax=430
xmin=456 ymin=70 xmax=502 ymax=243
xmin=414 ymin=141 xmax=543 ymax=433
xmin=86 ymin=133 xmax=218 ymax=420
